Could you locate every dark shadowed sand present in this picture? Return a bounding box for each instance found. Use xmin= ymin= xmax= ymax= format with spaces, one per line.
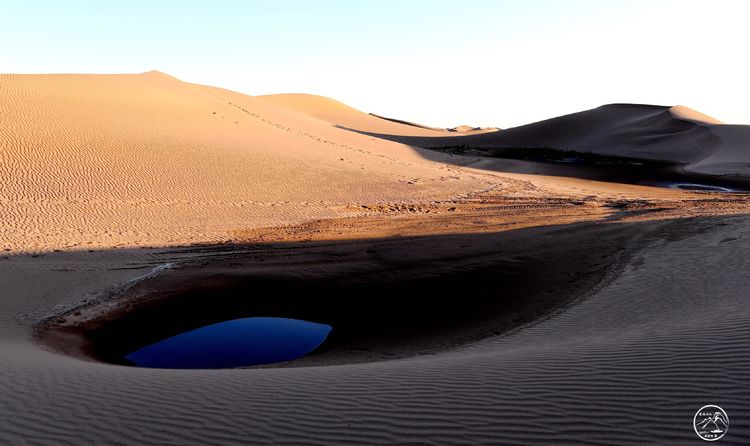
xmin=3 ymin=212 xmax=748 ymax=444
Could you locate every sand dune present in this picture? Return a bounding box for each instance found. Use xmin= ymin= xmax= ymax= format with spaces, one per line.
xmin=372 ymin=104 xmax=718 ymax=159
xmin=0 ymin=72 xmax=497 ymax=252
xmin=344 ymin=103 xmax=750 ymax=181
xmin=459 ymin=104 xmax=722 ymax=165
xmin=258 ymin=93 xmax=448 ymax=136
xmin=686 ymin=124 xmax=750 ymax=176
xmin=259 ymin=93 xmax=497 ymax=136
xmin=450 ymin=124 xmax=491 ymax=132
xmin=669 ymin=104 xmax=723 ymax=125
xmin=256 ymin=96 xmax=749 ymax=184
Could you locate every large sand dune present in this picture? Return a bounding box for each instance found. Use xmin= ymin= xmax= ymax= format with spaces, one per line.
xmin=0 ymin=72 xmax=499 ymax=252
xmin=461 ymin=104 xmax=720 ymax=164
xmin=264 ymin=94 xmax=750 ymax=182
xmin=329 ymin=102 xmax=750 ymax=181
xmin=259 ymin=93 xmax=497 ymax=136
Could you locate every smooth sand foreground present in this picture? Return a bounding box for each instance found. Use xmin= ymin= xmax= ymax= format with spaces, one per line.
xmin=2 ymin=72 xmax=750 ymax=444
xmin=7 ymin=213 xmax=750 ymax=445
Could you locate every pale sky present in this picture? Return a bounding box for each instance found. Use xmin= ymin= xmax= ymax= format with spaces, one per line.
xmin=2 ymin=0 xmax=749 ymax=128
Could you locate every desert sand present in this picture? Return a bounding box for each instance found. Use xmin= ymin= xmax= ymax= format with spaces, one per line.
xmin=259 ymin=93 xmax=497 ymax=137
xmin=0 ymin=72 xmax=499 ymax=253
xmin=2 ymin=72 xmax=750 ymax=444
xmin=348 ymin=102 xmax=750 ymax=184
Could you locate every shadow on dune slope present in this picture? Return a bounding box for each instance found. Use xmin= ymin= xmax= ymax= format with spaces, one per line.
xmin=335 ymin=104 xmax=750 ymax=190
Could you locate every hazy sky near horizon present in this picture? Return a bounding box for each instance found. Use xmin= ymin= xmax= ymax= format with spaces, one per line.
xmin=2 ymin=0 xmax=749 ymax=128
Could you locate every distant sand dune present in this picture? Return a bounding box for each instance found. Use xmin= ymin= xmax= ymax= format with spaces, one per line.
xmin=328 ymin=103 xmax=750 ymax=180
xmin=454 ymin=104 xmax=722 ymax=164
xmin=259 ymin=93 xmax=497 ymax=136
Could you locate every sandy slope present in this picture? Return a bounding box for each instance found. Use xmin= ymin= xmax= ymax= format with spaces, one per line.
xmin=259 ymin=93 xmax=497 ymax=136
xmin=0 ymin=72 xmax=499 ymax=253
xmin=669 ymin=104 xmax=723 ymax=125
xmin=686 ymin=124 xmax=750 ymax=176
xmin=457 ymin=104 xmax=723 ymax=165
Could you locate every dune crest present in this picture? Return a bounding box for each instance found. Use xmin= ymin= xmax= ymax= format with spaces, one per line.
xmin=258 ymin=93 xmax=445 ymax=136
xmin=259 ymin=93 xmax=496 ymax=137
xmin=670 ymin=105 xmax=723 ymax=125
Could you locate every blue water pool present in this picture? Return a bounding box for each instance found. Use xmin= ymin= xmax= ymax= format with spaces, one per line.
xmin=664 ymin=183 xmax=737 ymax=192
xmin=124 ymin=317 xmax=332 ymax=369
